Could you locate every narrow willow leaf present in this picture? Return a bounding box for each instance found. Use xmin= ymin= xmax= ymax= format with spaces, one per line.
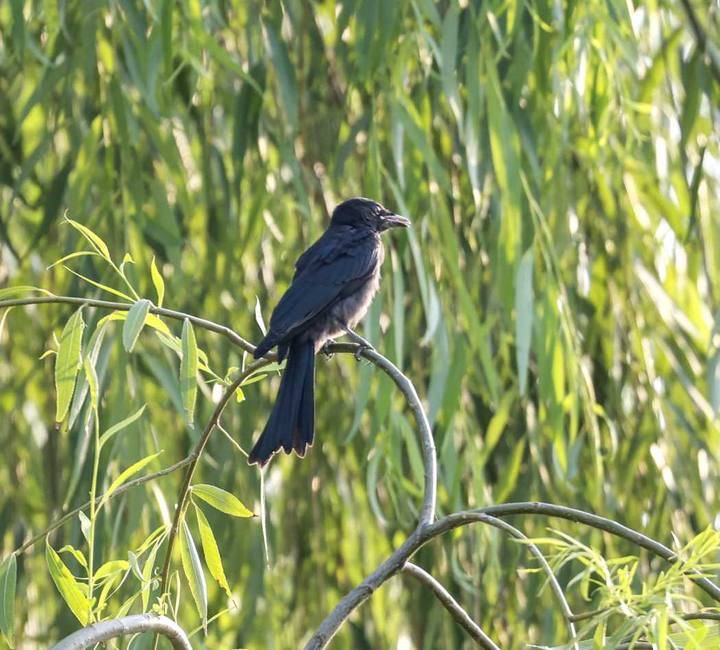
xmin=150 ymin=256 xmax=165 ymax=307
xmin=123 ymin=299 xmax=152 ymax=352
xmin=83 ymin=357 xmax=99 ymax=411
xmin=0 ymin=554 xmax=16 ymax=648
xmin=99 ymin=310 xmax=172 ymax=337
xmin=99 ymin=451 xmax=162 ymax=508
xmin=195 ymin=505 xmax=231 ymax=597
xmin=99 ymin=405 xmax=147 ymax=449
xmin=515 ymin=248 xmax=535 ymax=396
xmin=0 ymin=308 xmax=13 ymax=342
xmin=141 ymin=538 xmax=162 ymax=611
xmin=55 ymin=307 xmax=85 ymax=422
xmin=263 ymin=22 xmax=298 ymax=132
xmin=181 ymin=319 xmax=198 ymax=424
xmin=46 ymin=251 xmax=100 ymax=270
xmin=0 ymin=285 xmax=53 ymax=299
xmin=78 ymin=511 xmax=91 ymax=543
xmin=58 ymin=545 xmax=88 ymax=571
xmin=191 ymin=484 xmax=254 ymax=518
xmin=94 ymin=560 xmax=129 ymax=581
xmin=254 ymin=296 xmax=267 ymax=336
xmin=65 ymin=217 xmax=111 ymax=260
xmin=179 ymin=520 xmax=208 ymax=626
xmin=62 ymin=266 xmax=134 ymax=302
xmin=45 ymin=543 xmax=90 ymax=625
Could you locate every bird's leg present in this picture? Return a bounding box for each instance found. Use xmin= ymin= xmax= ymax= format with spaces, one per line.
xmin=342 ymin=327 xmax=374 ymax=360
xmin=320 ymin=338 xmax=336 ymax=358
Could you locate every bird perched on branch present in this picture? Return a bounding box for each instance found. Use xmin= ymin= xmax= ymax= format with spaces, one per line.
xmin=249 ymin=197 xmax=410 ymax=466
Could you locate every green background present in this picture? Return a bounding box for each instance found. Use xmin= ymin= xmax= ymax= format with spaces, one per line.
xmin=0 ymin=0 xmax=719 ymax=647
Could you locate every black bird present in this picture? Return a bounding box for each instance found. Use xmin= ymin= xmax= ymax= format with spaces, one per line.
xmin=249 ymin=197 xmax=410 ymax=466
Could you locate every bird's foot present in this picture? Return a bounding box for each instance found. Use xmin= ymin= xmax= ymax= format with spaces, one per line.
xmin=321 ymin=338 xmax=336 ymax=358
xmin=343 ymin=327 xmax=375 ymax=360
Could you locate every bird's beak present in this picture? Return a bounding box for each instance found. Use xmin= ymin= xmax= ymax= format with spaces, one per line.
xmin=380 ymin=212 xmax=411 ymax=230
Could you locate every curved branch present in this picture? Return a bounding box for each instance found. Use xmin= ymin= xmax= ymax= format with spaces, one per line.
xmin=51 ymin=614 xmax=191 ymax=650
xmin=402 ymin=562 xmax=499 ymax=648
xmin=307 ymin=504 xmax=720 ymax=647
xmin=0 ymin=295 xmax=259 ymax=355
xmin=331 ymin=341 xmax=436 ymax=525
xmin=476 ymin=515 xmax=578 ymax=648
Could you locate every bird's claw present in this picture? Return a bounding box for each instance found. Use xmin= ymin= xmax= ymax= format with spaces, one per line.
xmin=321 ymin=339 xmax=336 ymax=358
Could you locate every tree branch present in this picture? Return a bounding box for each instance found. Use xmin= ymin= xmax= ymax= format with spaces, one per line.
xmin=679 ymin=0 xmax=720 ymax=84
xmin=475 ymin=514 xmax=578 ymax=648
xmin=402 ymin=562 xmax=499 ymax=649
xmin=157 ymin=359 xmax=271 ymax=596
xmin=0 ymin=295 xmax=259 ymax=356
xmin=15 ymin=456 xmax=193 ymax=555
xmin=51 ymin=614 xmax=191 ymax=650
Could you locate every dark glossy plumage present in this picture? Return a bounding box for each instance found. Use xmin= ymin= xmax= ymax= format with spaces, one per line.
xmin=248 ymin=197 xmax=409 ymax=466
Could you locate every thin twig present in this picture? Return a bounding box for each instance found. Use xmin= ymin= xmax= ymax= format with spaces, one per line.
xmin=157 ymin=359 xmax=271 ymax=597
xmin=51 ymin=614 xmax=191 ymax=650
xmin=15 ymin=456 xmax=193 ymax=555
xmin=476 ymin=515 xmax=578 ymax=648
xmin=402 ymin=562 xmax=499 ymax=649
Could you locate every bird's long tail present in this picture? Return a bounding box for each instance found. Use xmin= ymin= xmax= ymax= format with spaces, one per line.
xmin=248 ymin=339 xmax=315 ymax=466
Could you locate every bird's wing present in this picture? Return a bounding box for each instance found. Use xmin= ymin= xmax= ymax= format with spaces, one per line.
xmin=266 ymin=228 xmax=379 ymax=344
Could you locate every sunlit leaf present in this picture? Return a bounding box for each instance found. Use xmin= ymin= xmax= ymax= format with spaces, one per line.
xmin=191 ymin=484 xmax=254 ymax=518
xmin=515 ymin=247 xmax=534 ymax=396
xmin=99 ymin=451 xmax=162 ymax=508
xmin=99 ymin=405 xmax=147 ymax=449
xmin=0 ymin=286 xmax=53 ymax=299
xmin=45 ymin=543 xmax=91 ymax=625
xmin=195 ymin=505 xmax=232 ymax=597
xmin=181 ymin=318 xmax=198 ymax=425
xmin=0 ymin=554 xmax=16 ymax=648
xmin=179 ymin=520 xmax=208 ymax=627
xmin=55 ymin=307 xmax=85 ymax=422
xmin=64 ymin=217 xmax=111 ymax=260
xmin=150 ymin=256 xmax=165 ymax=307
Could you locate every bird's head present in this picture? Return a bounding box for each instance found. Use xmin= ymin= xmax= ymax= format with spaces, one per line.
xmin=330 ymin=197 xmax=410 ymax=232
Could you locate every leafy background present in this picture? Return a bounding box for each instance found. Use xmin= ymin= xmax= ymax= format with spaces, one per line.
xmin=0 ymin=0 xmax=719 ymax=647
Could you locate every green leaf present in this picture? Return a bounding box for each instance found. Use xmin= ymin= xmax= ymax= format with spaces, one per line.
xmin=94 ymin=560 xmax=129 ymax=581
xmin=78 ymin=511 xmax=91 ymax=543
xmin=45 ymin=543 xmax=91 ymax=625
xmin=515 ymin=247 xmax=535 ymax=396
xmin=123 ymin=299 xmax=152 ymax=352
xmin=263 ymin=21 xmax=298 ymax=132
xmin=99 ymin=405 xmax=147 ymax=449
xmin=0 ymin=554 xmax=16 ymax=648
xmin=58 ymin=545 xmax=88 ymax=572
xmin=55 ymin=307 xmax=85 ymax=422
xmin=62 ymin=266 xmax=134 ymax=302
xmin=195 ymin=505 xmax=231 ymax=597
xmin=141 ymin=538 xmax=162 ymax=611
xmin=0 ymin=285 xmax=53 ymax=299
xmin=191 ymin=484 xmax=254 ymax=518
xmin=46 ymin=251 xmax=101 ymax=270
xmin=181 ymin=319 xmax=198 ymax=425
xmin=99 ymin=451 xmax=162 ymax=508
xmin=150 ymin=256 xmax=165 ymax=307
xmin=64 ymin=217 xmax=111 ymax=260
xmin=179 ymin=520 xmax=208 ymax=627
